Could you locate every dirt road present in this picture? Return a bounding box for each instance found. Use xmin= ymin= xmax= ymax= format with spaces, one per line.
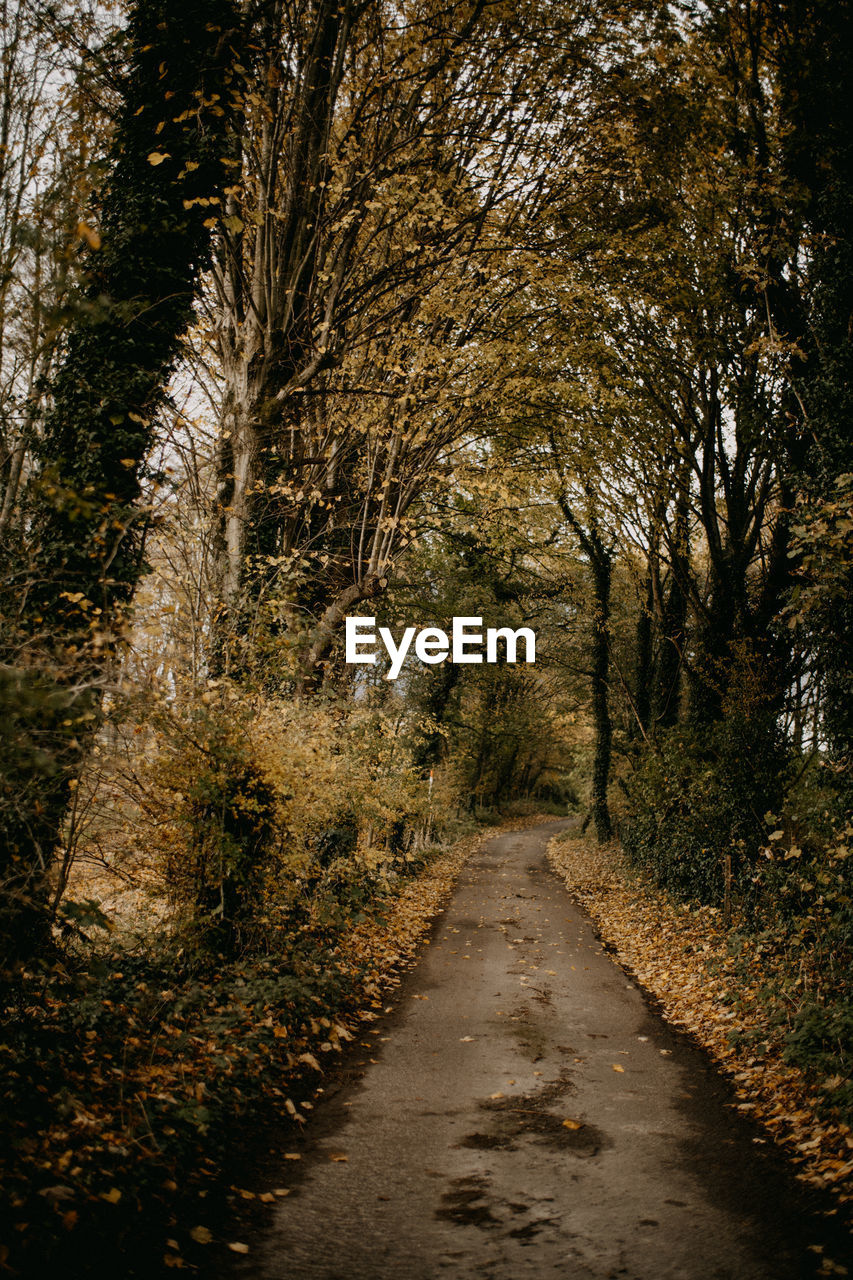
xmin=240 ymin=821 xmax=845 ymax=1279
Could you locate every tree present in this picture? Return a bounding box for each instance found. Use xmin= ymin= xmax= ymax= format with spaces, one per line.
xmin=774 ymin=0 xmax=853 ymax=793
xmin=205 ymin=0 xmax=618 ymax=687
xmin=0 ymin=0 xmax=241 ymax=964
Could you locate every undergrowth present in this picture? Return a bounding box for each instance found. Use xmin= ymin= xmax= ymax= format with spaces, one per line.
xmin=0 ymin=825 xmax=481 ymax=1278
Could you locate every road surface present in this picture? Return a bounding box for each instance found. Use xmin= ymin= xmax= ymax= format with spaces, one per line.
xmin=239 ymin=820 xmax=846 ymax=1279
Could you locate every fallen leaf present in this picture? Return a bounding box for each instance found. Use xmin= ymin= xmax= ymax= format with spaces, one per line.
xmin=612 ymin=1064 xmax=625 ymax=1073
xmin=562 ymin=1119 xmax=583 ymax=1130
xmin=227 ymin=1242 xmax=250 ymax=1254
xmin=329 ymin=1153 xmax=348 ymax=1162
xmin=189 ymin=1226 xmax=212 ymax=1244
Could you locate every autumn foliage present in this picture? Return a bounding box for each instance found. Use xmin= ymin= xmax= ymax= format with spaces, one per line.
xmin=1 ymin=0 xmax=852 ymax=1271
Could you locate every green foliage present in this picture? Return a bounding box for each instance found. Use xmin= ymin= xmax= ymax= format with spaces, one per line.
xmin=784 ymin=1003 xmax=853 ymax=1106
xmin=0 ymin=932 xmax=360 ymax=1277
xmin=788 ymin=476 xmax=853 ymax=792
xmin=622 ymin=716 xmax=789 ymax=904
xmin=0 ymin=668 xmax=86 ymax=955
xmin=777 ymin=0 xmax=853 ymax=785
xmin=25 ymin=0 xmax=241 ymax=634
xmin=754 ymin=819 xmax=853 ymax=1100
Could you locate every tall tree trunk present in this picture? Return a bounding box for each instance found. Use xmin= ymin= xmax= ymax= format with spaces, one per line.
xmin=775 ymin=0 xmax=853 ymax=788
xmin=633 ymin=565 xmax=654 ymax=739
xmin=551 ymin=469 xmax=615 ymax=844
xmin=655 ymin=479 xmax=689 ymax=729
xmin=590 ymin=554 xmax=613 ymax=843
xmin=0 ymin=0 xmax=240 ymax=967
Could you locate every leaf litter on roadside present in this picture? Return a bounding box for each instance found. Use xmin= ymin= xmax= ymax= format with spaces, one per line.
xmin=548 ymin=832 xmax=853 ymax=1224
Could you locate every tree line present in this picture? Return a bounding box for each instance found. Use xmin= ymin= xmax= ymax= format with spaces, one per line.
xmin=0 ymin=0 xmax=850 ymax=971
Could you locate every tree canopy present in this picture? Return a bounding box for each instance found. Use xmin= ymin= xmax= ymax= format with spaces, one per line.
xmin=1 ymin=0 xmax=852 ymax=1266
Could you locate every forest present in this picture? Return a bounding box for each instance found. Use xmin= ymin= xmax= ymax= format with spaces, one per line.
xmin=1 ymin=0 xmax=852 ymax=1273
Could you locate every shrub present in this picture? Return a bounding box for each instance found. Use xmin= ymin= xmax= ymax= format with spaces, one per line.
xmin=147 ymin=687 xmax=431 ymax=951
xmin=160 ymin=714 xmax=279 ymax=952
xmin=621 ymin=714 xmax=789 ymax=905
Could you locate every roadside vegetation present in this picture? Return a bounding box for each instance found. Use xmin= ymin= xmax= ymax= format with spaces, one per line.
xmin=549 ymin=830 xmax=853 ymax=1227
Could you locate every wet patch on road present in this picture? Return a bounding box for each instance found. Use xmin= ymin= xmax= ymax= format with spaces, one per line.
xmin=435 ymin=1175 xmax=563 ymax=1251
xmin=435 ymin=1176 xmax=499 ymax=1228
xmin=457 ymin=1071 xmax=608 ymax=1157
xmin=499 ymin=999 xmax=562 ymax=1060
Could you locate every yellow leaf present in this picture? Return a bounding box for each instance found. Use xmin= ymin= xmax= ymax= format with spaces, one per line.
xmin=189 ymin=1226 xmax=212 ymax=1244
xmin=562 ymin=1119 xmax=583 ymax=1130
xmin=329 ymin=1153 xmax=348 ymax=1162
xmin=147 ymin=151 xmax=170 ymax=165
xmin=101 ymin=1187 xmax=122 ymax=1204
xmin=76 ymin=221 xmax=101 ymax=250
xmin=227 ymin=1243 xmax=249 ymax=1254
xmin=612 ymin=1064 xmax=625 ymax=1073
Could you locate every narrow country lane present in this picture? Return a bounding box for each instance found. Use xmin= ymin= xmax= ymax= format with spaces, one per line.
xmin=240 ymin=821 xmax=840 ymax=1279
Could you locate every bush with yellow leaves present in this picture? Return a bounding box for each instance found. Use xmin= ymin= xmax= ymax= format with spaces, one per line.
xmin=147 ymin=685 xmax=430 ymax=953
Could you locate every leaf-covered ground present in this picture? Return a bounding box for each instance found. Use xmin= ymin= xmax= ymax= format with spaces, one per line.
xmin=0 ymin=830 xmax=441 ymax=1273
xmin=548 ymin=832 xmax=853 ymax=1247
xmin=1 ymin=814 xmax=555 ymax=1278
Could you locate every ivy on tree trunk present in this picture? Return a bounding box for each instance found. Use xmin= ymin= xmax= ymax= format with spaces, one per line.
xmin=0 ymin=0 xmax=241 ymax=966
